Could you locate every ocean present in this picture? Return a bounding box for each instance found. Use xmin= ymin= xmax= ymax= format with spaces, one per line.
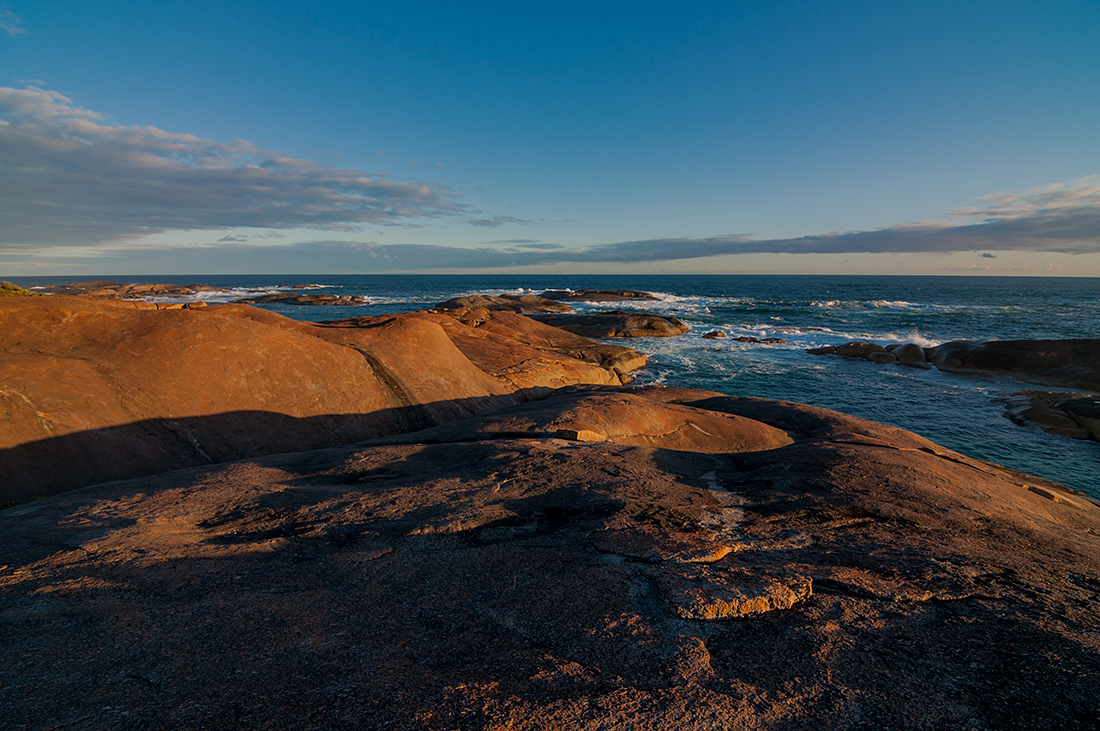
xmin=15 ymin=274 xmax=1100 ymax=497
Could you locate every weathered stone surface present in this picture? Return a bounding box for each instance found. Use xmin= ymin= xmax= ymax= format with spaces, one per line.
xmin=703 ymin=330 xmax=727 ymax=339
xmin=2 ymin=389 xmax=1098 ymax=730
xmin=535 ymin=310 xmax=690 ymax=338
xmin=805 ymin=345 xmax=836 ymax=355
xmin=926 ymin=339 xmax=1100 ymax=391
xmin=434 ymin=293 xmax=573 ymax=313
xmin=0 ymin=299 xmax=645 ymax=499
xmin=540 ymin=289 xmax=657 ymax=302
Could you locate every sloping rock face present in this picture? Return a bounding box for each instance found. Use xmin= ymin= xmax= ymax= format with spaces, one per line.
xmin=2 ymin=387 xmax=1098 ymax=730
xmin=328 ymin=310 xmax=648 ymax=391
xmin=926 ymin=338 xmax=1100 ymax=390
xmin=535 ymin=310 xmax=690 ymax=338
xmin=434 ymin=294 xmax=573 ymax=313
xmin=0 ymin=299 xmax=644 ymax=499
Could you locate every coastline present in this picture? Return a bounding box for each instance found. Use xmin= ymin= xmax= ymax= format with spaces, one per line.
xmin=1 ymin=291 xmax=1099 ymax=728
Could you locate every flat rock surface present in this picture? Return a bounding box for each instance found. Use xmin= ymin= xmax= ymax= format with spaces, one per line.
xmin=0 ymin=299 xmax=644 ymax=499
xmin=3 ymin=388 xmax=1099 ymax=730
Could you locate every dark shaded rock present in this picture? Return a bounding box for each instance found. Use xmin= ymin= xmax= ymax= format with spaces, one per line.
xmin=540 ymin=289 xmax=657 ymax=302
xmin=867 ymin=351 xmax=898 ymax=364
xmin=702 ymin=330 xmax=727 ymax=339
xmin=806 ymin=345 xmax=836 ymax=355
xmin=1003 ymin=391 xmax=1100 ymax=442
xmin=834 ymin=341 xmax=886 ymax=359
xmin=926 ymin=339 xmax=1100 ymax=391
xmin=534 ymin=310 xmax=690 ymax=338
xmin=434 ymin=294 xmax=573 ymax=313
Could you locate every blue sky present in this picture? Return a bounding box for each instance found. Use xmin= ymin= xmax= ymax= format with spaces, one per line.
xmin=1 ymin=0 xmax=1098 ymax=275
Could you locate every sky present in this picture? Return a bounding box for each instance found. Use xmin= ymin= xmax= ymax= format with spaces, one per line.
xmin=1 ymin=0 xmax=1098 ymax=276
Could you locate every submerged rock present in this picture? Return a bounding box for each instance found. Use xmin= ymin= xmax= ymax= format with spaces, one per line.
xmin=1001 ymin=391 xmax=1100 ymax=442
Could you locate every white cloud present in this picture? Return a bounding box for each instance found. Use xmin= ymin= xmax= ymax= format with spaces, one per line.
xmin=0 ymin=86 xmax=463 ymax=247
xmin=0 ymin=9 xmax=25 ymax=36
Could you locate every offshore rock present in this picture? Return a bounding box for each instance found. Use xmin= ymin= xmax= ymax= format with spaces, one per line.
xmin=434 ymin=293 xmax=573 ymax=313
xmin=534 ymin=310 xmax=690 ymax=338
xmin=926 ymin=339 xmax=1100 ymax=391
xmin=232 ymin=292 xmax=368 ymax=306
xmin=540 ymin=289 xmax=657 ymax=302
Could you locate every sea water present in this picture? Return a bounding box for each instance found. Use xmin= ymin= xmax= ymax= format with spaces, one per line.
xmin=16 ymin=274 xmax=1100 ymax=497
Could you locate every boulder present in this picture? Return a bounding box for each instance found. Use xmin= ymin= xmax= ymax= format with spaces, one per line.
xmin=2 ymin=388 xmax=1098 ymax=729
xmin=887 ymin=342 xmax=931 ymax=368
xmin=540 ymin=289 xmax=657 ymax=302
xmin=534 ymin=310 xmax=690 ymax=338
xmin=702 ymin=330 xmax=727 ymax=339
xmin=834 ymin=341 xmax=886 ymax=359
xmin=866 ymin=351 xmax=898 ymax=364
xmin=805 ymin=345 xmax=836 ymax=355
xmin=926 ymin=339 xmax=1100 ymax=391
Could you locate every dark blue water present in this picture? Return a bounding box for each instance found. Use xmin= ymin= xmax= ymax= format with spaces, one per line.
xmin=14 ymin=274 xmax=1100 ymax=496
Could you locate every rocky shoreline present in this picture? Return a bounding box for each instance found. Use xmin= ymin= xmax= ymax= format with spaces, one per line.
xmin=810 ymin=337 xmax=1100 ymax=441
xmin=2 ymin=293 xmax=1100 ymax=729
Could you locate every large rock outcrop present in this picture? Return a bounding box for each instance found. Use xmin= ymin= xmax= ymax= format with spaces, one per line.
xmin=0 ymin=298 xmax=645 ymax=499
xmin=2 ymin=386 xmax=1098 ymax=729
